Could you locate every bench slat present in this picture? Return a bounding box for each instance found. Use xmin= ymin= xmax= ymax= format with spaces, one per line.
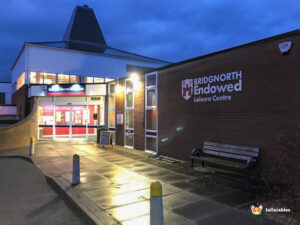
xmin=202 ymin=149 xmax=253 ymax=161
xmin=203 ymin=146 xmax=259 ymax=158
xmin=204 ymin=141 xmax=259 ymax=153
xmin=200 ymin=156 xmax=246 ymax=169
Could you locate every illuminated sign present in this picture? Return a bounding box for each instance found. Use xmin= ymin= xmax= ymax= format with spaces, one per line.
xmin=47 ymin=84 xmax=86 ymax=96
xmin=182 ymin=70 xmax=243 ymax=103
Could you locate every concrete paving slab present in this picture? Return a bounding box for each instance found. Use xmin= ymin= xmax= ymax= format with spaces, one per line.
xmin=188 ymin=184 xmax=234 ymax=198
xmin=172 ymin=199 xmax=228 ymax=221
xmin=163 ymin=191 xmax=203 ymax=208
xmin=106 ymin=200 xmax=149 ymax=221
xmin=212 ymin=190 xmax=256 ymax=207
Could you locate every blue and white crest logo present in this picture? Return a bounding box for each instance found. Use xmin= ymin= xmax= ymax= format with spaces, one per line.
xmin=182 ymin=79 xmax=193 ymax=100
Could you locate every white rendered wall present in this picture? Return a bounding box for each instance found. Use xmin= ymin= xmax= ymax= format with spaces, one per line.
xmin=11 ymin=47 xmax=26 ymax=85
xmin=26 ymin=44 xmax=167 ymax=79
xmin=0 ymin=83 xmax=12 ymax=104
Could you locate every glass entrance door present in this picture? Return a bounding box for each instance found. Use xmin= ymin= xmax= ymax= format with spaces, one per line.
xmin=55 ymin=106 xmax=71 ymax=139
xmin=71 ymin=106 xmax=87 ymax=140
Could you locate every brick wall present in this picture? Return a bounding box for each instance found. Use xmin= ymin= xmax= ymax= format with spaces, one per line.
xmin=157 ymin=33 xmax=300 ymax=183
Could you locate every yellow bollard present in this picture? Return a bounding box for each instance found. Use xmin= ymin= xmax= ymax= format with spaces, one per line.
xmin=29 ymin=137 xmax=35 ymax=156
xmin=150 ymin=181 xmax=164 ymax=225
xmin=72 ymin=154 xmax=80 ymax=185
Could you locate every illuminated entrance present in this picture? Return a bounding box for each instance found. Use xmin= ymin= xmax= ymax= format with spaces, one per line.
xmin=38 ymin=97 xmax=104 ymax=141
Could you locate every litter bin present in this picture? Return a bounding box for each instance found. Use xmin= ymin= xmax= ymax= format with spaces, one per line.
xmin=97 ymin=125 xmax=106 ymax=143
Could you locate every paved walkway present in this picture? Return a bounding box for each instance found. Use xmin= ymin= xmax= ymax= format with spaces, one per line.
xmin=0 ymin=141 xmax=274 ymax=225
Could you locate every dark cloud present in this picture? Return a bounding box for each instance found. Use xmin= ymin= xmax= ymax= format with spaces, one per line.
xmin=0 ymin=0 xmax=299 ymax=81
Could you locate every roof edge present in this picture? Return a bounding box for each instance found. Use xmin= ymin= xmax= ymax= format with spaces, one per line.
xmin=145 ymin=29 xmax=300 ymax=73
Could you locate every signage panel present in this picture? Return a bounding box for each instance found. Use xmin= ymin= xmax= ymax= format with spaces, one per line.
xmin=86 ymin=84 xmax=106 ymax=96
xmin=47 ymin=84 xmax=86 ymax=96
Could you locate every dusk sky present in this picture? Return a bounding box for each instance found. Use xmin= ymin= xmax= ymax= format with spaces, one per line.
xmin=0 ymin=0 xmax=299 ymax=82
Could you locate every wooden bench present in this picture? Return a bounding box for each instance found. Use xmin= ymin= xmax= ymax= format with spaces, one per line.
xmin=191 ymin=141 xmax=260 ymax=183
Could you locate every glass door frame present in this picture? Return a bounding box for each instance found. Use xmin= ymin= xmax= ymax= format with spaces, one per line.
xmin=124 ymin=79 xmax=134 ymax=148
xmin=54 ymin=105 xmax=88 ymax=141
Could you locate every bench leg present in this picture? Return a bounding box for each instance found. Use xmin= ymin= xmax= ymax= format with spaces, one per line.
xmin=191 ymin=158 xmax=194 ymax=169
xmin=245 ymin=166 xmax=251 ymax=184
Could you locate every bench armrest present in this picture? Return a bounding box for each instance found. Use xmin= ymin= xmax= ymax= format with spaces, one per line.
xmin=247 ymin=157 xmax=259 ymax=168
xmin=191 ymin=148 xmax=204 ymax=157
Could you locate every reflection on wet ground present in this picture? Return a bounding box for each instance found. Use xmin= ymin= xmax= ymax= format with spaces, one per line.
xmin=0 ymin=141 xmax=271 ymax=225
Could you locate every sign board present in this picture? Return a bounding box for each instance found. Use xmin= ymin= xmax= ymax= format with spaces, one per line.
xmin=117 ymin=113 xmax=123 ymax=125
xmin=99 ymin=131 xmax=113 ymax=147
xmin=48 ymin=84 xmax=85 ymax=96
xmin=28 ymin=85 xmax=47 ymax=97
xmin=86 ymin=84 xmax=106 ymax=96
xmin=182 ymin=70 xmax=243 ymax=103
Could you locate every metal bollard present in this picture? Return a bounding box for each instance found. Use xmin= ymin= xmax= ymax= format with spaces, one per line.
xmin=72 ymin=154 xmax=80 ymax=185
xmin=150 ymin=181 xmax=164 ymax=225
xmin=29 ymin=137 xmax=35 ymax=156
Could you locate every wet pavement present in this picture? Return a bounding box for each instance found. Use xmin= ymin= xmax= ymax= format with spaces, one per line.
xmin=0 ymin=141 xmax=275 ymax=225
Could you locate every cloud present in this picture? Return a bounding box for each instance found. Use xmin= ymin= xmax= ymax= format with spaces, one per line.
xmin=0 ymin=0 xmax=299 ymax=81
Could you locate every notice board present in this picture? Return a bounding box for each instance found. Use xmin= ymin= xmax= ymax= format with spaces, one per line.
xmin=99 ymin=131 xmax=113 ymax=147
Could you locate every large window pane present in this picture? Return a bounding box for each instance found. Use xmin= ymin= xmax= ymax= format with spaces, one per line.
xmin=147 ymin=89 xmax=156 ymax=106
xmin=109 ymin=96 xmax=115 ymax=109
xmin=16 ymin=72 xmax=25 ymax=90
xmin=126 ymin=93 xmax=133 ymax=108
xmin=58 ymin=74 xmax=69 ymax=84
xmin=70 ymin=75 xmax=80 ymax=84
xmin=146 ymin=74 xmax=156 ymax=87
xmin=94 ymin=77 xmax=104 ymax=83
xmin=146 ymin=109 xmax=156 ymax=130
xmin=125 ymin=133 xmax=133 ymax=147
xmin=146 ymin=137 xmax=156 ymax=151
xmin=39 ymin=105 xmax=54 ymax=140
xmin=125 ymin=109 xmax=133 ymax=128
xmin=109 ymin=84 xmax=115 ymax=94
xmin=30 ymin=72 xmax=43 ymax=84
xmin=109 ymin=111 xmax=115 ymax=127
xmin=43 ymin=73 xmax=56 ymax=84
xmin=126 ymin=80 xmax=133 ymax=92
xmin=84 ymin=77 xmax=94 ymax=83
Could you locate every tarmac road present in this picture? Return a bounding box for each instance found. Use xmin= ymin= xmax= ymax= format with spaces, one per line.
xmin=0 ymin=157 xmax=92 ymax=225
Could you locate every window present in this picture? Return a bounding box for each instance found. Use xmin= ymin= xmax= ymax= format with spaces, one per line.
xmin=84 ymin=77 xmax=94 ymax=83
xmin=30 ymin=72 xmax=43 ymax=84
xmin=94 ymin=77 xmax=104 ymax=83
xmin=16 ymin=72 xmax=25 ymax=90
xmin=146 ymin=74 xmax=156 ymax=87
xmin=58 ymin=74 xmax=69 ymax=84
xmin=43 ymin=73 xmax=56 ymax=84
xmin=109 ymin=84 xmax=115 ymax=94
xmin=145 ymin=72 xmax=158 ymax=152
xmin=146 ymin=89 xmax=156 ymax=107
xmin=70 ymin=75 xmax=80 ymax=84
xmin=126 ymin=93 xmax=133 ymax=108
xmin=108 ymin=83 xmax=116 ymax=128
xmin=126 ymin=80 xmax=133 ymax=92
xmin=146 ymin=109 xmax=156 ymax=130
xmin=0 ymin=93 xmax=5 ymax=104
xmin=30 ymin=72 xmax=55 ymax=84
